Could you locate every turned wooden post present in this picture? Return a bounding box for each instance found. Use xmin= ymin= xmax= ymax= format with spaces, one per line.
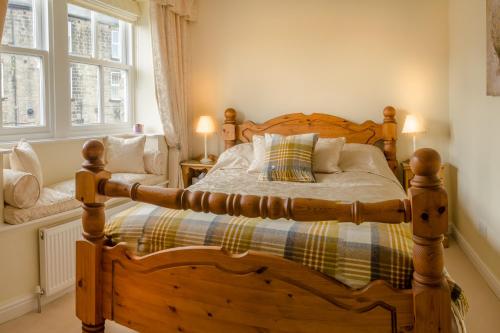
xmin=409 ymin=148 xmax=451 ymax=333
xmin=382 ymin=106 xmax=398 ymax=174
xmin=222 ymin=108 xmax=237 ymax=150
xmin=75 ymin=140 xmax=110 ymax=333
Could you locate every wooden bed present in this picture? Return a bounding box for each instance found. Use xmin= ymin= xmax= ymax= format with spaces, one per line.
xmin=75 ymin=106 xmax=451 ymax=333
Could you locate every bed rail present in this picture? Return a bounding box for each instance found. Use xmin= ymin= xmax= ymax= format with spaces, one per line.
xmin=75 ymin=140 xmax=450 ymax=333
xmin=97 ymin=179 xmax=411 ymax=224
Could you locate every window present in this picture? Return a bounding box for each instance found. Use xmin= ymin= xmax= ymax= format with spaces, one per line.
xmin=111 ymin=30 xmax=120 ymax=61
xmin=68 ymin=4 xmax=132 ymax=126
xmin=0 ymin=1 xmax=134 ymax=139
xmin=0 ymin=0 xmax=47 ymax=130
xmin=68 ymin=21 xmax=73 ymax=54
xmin=109 ymin=70 xmax=121 ymax=100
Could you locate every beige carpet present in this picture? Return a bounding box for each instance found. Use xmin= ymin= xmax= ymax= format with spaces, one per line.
xmin=0 ymin=239 xmax=499 ymax=333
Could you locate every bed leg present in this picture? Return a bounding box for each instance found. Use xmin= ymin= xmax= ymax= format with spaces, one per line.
xmin=75 ymin=141 xmax=110 ymax=333
xmin=82 ymin=323 xmax=105 ymax=333
xmin=409 ymin=148 xmax=451 ymax=333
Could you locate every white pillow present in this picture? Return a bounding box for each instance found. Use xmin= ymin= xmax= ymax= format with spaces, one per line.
xmin=247 ymin=135 xmax=266 ymax=173
xmin=3 ymin=169 xmax=40 ymax=209
xmin=104 ymin=136 xmax=146 ymax=173
xmin=313 ymin=137 xmax=346 ymax=173
xmin=214 ymin=143 xmax=254 ymax=171
xmin=144 ymin=150 xmax=166 ymax=175
xmin=248 ymin=135 xmax=345 ymax=174
xmin=10 ymin=140 xmax=44 ymax=191
xmin=339 ymin=143 xmax=395 ymax=180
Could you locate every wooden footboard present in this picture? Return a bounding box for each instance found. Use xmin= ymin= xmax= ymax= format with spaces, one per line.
xmin=75 ymin=139 xmax=450 ymax=332
xmin=97 ymin=244 xmax=414 ymax=333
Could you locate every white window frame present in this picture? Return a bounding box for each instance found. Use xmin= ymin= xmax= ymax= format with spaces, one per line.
xmin=0 ymin=0 xmax=51 ymax=139
xmin=67 ymin=4 xmax=134 ymax=133
xmin=0 ymin=0 xmax=136 ymax=141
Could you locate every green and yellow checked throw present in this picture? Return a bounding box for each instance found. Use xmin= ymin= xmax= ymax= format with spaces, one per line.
xmin=105 ymin=202 xmax=467 ymax=318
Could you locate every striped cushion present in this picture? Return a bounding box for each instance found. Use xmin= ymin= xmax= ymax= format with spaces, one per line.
xmin=258 ymin=133 xmax=318 ymax=182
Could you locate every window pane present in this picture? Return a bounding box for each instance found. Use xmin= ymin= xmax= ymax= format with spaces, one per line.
xmin=96 ymin=13 xmax=122 ymax=62
xmin=67 ymin=4 xmax=92 ymax=57
xmin=2 ymin=0 xmax=35 ymax=49
xmin=1 ymin=53 xmax=42 ymax=127
xmin=103 ymin=68 xmax=127 ymax=123
xmin=70 ymin=63 xmax=99 ymax=125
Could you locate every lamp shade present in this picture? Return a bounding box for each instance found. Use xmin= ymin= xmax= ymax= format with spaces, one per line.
xmin=196 ymin=116 xmax=215 ymax=134
xmin=402 ymin=115 xmax=425 ymax=134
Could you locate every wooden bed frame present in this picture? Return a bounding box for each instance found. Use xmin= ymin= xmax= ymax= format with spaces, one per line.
xmin=75 ymin=106 xmax=451 ymax=333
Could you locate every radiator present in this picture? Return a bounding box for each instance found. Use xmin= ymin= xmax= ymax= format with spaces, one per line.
xmin=39 ymin=221 xmax=83 ymax=297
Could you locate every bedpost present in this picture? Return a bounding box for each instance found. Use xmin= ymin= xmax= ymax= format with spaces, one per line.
xmin=382 ymin=106 xmax=397 ymax=174
xmin=222 ymin=108 xmax=237 ymax=150
xmin=75 ymin=140 xmax=110 ymax=333
xmin=409 ymin=148 xmax=451 ymax=333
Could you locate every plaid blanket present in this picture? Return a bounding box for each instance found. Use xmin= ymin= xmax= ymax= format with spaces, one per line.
xmin=105 ymin=202 xmax=467 ymax=317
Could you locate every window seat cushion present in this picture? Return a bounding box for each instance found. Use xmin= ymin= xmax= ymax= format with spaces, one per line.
xmin=4 ymin=188 xmax=80 ymax=225
xmin=49 ymin=173 xmax=167 ymax=197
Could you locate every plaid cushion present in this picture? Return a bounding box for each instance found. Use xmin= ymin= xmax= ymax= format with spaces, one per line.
xmin=258 ymin=133 xmax=318 ymax=182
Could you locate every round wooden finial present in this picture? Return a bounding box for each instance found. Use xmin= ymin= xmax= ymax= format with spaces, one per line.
xmin=383 ymin=106 xmax=396 ymax=119
xmin=224 ymin=108 xmax=236 ymax=123
xmin=82 ymin=140 xmax=105 ymax=172
xmin=410 ymin=148 xmax=441 ymax=177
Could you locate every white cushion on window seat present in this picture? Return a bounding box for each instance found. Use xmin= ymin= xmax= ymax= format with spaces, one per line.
xmin=4 ymin=188 xmax=80 ymax=225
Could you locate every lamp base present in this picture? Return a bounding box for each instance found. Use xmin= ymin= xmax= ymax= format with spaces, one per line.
xmin=200 ymin=157 xmax=213 ymax=164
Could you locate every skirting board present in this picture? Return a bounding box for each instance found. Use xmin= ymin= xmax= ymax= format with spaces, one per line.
xmin=452 ymin=225 xmax=500 ymax=299
xmin=0 ymin=286 xmax=73 ymax=324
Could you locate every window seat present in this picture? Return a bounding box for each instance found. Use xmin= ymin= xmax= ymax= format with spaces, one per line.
xmin=3 ymin=173 xmax=167 ymax=225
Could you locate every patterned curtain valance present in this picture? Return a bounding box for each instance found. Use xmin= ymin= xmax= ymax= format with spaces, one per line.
xmin=150 ymin=0 xmax=197 ymax=21
xmin=68 ymin=0 xmax=141 ymax=23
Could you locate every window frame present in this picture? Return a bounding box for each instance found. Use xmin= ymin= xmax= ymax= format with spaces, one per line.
xmin=67 ymin=4 xmax=134 ymax=133
xmin=0 ymin=0 xmax=136 ymax=141
xmin=0 ymin=0 xmax=51 ymax=138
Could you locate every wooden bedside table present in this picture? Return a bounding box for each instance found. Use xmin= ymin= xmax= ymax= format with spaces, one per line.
xmin=402 ymin=160 xmax=449 ymax=247
xmin=180 ymin=159 xmax=216 ymax=187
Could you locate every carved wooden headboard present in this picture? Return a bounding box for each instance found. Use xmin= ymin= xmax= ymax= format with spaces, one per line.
xmin=222 ymin=106 xmax=398 ymax=173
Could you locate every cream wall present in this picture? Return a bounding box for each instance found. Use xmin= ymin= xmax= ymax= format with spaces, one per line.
xmin=189 ymin=0 xmax=450 ymax=162
xmin=449 ymin=0 xmax=500 ymax=287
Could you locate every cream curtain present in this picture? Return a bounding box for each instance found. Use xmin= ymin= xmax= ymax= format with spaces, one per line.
xmin=0 ymin=0 xmax=7 ymax=44
xmin=150 ymin=0 xmax=196 ymax=188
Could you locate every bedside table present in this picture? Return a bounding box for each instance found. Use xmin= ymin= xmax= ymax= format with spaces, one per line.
xmin=401 ymin=160 xmax=449 ymax=247
xmin=180 ymin=159 xmax=216 ymax=187
xmin=401 ymin=161 xmax=445 ymax=192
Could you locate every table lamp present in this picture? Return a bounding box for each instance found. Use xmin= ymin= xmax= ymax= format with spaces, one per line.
xmin=196 ymin=115 xmax=215 ymax=164
xmin=402 ymin=114 xmax=425 ymax=152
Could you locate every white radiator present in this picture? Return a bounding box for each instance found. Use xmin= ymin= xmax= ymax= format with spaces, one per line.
xmin=39 ymin=221 xmax=83 ymax=297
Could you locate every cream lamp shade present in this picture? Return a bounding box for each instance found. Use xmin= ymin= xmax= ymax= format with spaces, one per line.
xmin=402 ymin=114 xmax=425 ymax=152
xmin=196 ymin=116 xmax=215 ymax=164
xmin=402 ymin=115 xmax=425 ymax=134
xmin=196 ymin=116 xmax=215 ymax=134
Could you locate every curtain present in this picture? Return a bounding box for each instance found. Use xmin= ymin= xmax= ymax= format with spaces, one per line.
xmin=150 ymin=0 xmax=196 ymax=188
xmin=0 ymin=0 xmax=7 ymax=44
